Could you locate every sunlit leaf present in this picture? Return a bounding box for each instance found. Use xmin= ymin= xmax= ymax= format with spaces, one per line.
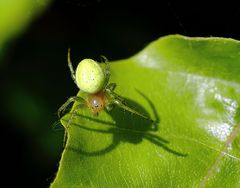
xmin=52 ymin=35 xmax=240 ymax=187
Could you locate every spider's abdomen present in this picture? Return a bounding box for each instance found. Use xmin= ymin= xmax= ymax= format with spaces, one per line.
xmin=87 ymin=92 xmax=106 ymax=113
xmin=76 ymin=59 xmax=106 ymax=94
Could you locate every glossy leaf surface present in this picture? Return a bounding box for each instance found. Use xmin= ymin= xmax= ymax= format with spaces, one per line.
xmin=52 ymin=35 xmax=240 ymax=187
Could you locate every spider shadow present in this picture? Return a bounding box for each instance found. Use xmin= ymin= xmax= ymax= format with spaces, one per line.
xmin=65 ymin=90 xmax=187 ymax=157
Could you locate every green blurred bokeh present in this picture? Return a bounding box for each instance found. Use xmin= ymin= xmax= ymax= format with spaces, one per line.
xmin=0 ymin=0 xmax=60 ymax=187
xmin=0 ymin=0 xmax=50 ymax=46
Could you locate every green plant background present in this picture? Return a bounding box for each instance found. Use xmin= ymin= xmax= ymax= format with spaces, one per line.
xmin=52 ymin=35 xmax=240 ymax=187
xmin=0 ymin=0 xmax=50 ymax=46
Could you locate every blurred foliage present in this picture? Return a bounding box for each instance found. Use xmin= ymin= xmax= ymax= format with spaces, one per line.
xmin=0 ymin=0 xmax=58 ymax=187
xmin=0 ymin=0 xmax=51 ymax=47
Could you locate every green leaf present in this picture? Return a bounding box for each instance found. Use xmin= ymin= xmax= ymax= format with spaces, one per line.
xmin=51 ymin=35 xmax=240 ymax=187
xmin=0 ymin=0 xmax=52 ymax=47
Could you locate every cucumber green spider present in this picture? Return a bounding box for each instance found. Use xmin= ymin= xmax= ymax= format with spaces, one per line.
xmin=58 ymin=49 xmax=153 ymax=132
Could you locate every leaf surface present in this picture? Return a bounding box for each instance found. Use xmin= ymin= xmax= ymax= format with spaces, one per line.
xmin=52 ymin=35 xmax=240 ymax=187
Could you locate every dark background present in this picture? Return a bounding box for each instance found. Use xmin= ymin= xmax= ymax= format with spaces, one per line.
xmin=0 ymin=0 xmax=239 ymax=187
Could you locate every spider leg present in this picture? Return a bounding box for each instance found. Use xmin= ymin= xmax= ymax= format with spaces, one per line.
xmin=58 ymin=96 xmax=85 ymax=118
xmin=100 ymin=55 xmax=110 ymax=84
xmin=63 ymin=129 xmax=68 ymax=148
xmin=100 ymin=55 xmax=108 ymax=63
xmin=63 ymin=103 xmax=85 ymax=147
xmin=67 ymin=48 xmax=77 ymax=85
xmin=113 ymin=98 xmax=153 ymax=122
xmin=106 ymin=83 xmax=116 ymax=91
xmin=105 ymin=104 xmax=113 ymax=111
xmin=106 ymin=88 xmax=126 ymax=104
xmin=106 ymin=89 xmax=150 ymax=119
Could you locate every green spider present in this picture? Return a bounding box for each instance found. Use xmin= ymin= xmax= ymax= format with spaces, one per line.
xmin=58 ymin=49 xmax=153 ymax=130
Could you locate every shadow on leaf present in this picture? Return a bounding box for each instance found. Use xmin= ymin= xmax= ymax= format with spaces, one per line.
xmin=63 ymin=90 xmax=187 ymax=157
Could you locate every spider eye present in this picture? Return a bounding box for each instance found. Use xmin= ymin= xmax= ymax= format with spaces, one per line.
xmin=75 ymin=59 xmax=106 ymax=94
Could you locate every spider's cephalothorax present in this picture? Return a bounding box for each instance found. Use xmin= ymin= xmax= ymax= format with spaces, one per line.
xmin=87 ymin=91 xmax=106 ymax=114
xmin=58 ymin=49 xmax=153 ymax=130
